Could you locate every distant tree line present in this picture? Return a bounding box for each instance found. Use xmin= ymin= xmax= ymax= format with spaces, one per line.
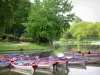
xmin=66 ymin=22 xmax=100 ymax=40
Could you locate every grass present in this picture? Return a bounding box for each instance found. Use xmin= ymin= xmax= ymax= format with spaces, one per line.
xmin=0 ymin=42 xmax=51 ymax=50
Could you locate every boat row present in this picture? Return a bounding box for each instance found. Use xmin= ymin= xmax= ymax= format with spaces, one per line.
xmin=0 ymin=52 xmax=100 ymax=70
xmin=64 ymin=51 xmax=100 ymax=57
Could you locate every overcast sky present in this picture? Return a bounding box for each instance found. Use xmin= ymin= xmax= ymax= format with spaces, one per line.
xmin=30 ymin=0 xmax=100 ymax=22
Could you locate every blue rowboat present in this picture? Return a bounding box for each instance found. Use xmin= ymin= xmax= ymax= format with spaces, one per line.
xmin=11 ymin=60 xmax=37 ymax=70
xmin=0 ymin=61 xmax=10 ymax=68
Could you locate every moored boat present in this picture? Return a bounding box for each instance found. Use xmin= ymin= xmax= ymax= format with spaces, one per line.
xmin=84 ymin=53 xmax=100 ymax=57
xmin=0 ymin=56 xmax=10 ymax=68
xmin=84 ymin=58 xmax=100 ymax=64
xmin=11 ymin=60 xmax=37 ymax=70
xmin=67 ymin=58 xmax=86 ymax=66
xmin=37 ymin=57 xmax=58 ymax=68
xmin=54 ymin=57 xmax=67 ymax=65
xmin=73 ymin=53 xmax=84 ymax=58
xmin=0 ymin=61 xmax=10 ymax=68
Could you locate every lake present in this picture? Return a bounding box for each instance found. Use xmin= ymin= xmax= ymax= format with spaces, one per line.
xmin=0 ymin=64 xmax=100 ymax=75
xmin=0 ymin=45 xmax=100 ymax=75
xmin=67 ymin=64 xmax=100 ymax=75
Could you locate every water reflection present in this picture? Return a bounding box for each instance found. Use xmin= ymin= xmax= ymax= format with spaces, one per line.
xmin=1 ymin=45 xmax=100 ymax=75
xmin=65 ymin=45 xmax=100 ymax=51
xmin=69 ymin=66 xmax=100 ymax=75
xmin=55 ymin=63 xmax=100 ymax=75
xmin=0 ymin=64 xmax=100 ymax=75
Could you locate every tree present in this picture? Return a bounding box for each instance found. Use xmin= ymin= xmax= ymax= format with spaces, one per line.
xmin=6 ymin=0 xmax=31 ymax=38
xmin=0 ymin=0 xmax=31 ymax=41
xmin=95 ymin=22 xmax=100 ymax=38
xmin=86 ymin=23 xmax=98 ymax=38
xmin=68 ymin=22 xmax=100 ymax=39
xmin=69 ymin=22 xmax=89 ymax=38
xmin=73 ymin=15 xmax=82 ymax=23
xmin=0 ymin=0 xmax=21 ymax=36
xmin=27 ymin=0 xmax=75 ymax=44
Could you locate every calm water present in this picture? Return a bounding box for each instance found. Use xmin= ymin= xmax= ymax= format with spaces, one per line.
xmin=64 ymin=45 xmax=100 ymax=51
xmin=68 ymin=65 xmax=100 ymax=75
xmin=0 ymin=45 xmax=100 ymax=75
xmin=1 ymin=64 xmax=100 ymax=75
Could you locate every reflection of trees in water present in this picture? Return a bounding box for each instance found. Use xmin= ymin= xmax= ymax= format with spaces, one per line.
xmin=65 ymin=45 xmax=100 ymax=51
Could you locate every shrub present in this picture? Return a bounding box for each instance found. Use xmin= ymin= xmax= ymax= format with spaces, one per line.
xmin=6 ymin=34 xmax=20 ymax=42
xmin=20 ymin=37 xmax=32 ymax=42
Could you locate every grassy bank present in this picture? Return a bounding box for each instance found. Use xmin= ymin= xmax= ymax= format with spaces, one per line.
xmin=0 ymin=42 xmax=50 ymax=50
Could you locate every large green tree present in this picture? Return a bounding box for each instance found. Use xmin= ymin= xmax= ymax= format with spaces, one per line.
xmin=0 ymin=0 xmax=31 ymax=40
xmin=27 ymin=0 xmax=75 ymax=44
xmin=6 ymin=0 xmax=31 ymax=37
xmin=0 ymin=0 xmax=20 ymax=36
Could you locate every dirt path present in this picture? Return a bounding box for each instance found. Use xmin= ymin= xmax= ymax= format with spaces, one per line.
xmin=12 ymin=42 xmax=30 ymax=46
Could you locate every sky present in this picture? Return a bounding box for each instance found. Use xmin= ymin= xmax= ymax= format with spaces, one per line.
xmin=30 ymin=0 xmax=100 ymax=22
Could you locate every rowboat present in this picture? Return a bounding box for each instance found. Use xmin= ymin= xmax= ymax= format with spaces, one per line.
xmin=0 ymin=61 xmax=10 ymax=68
xmin=73 ymin=53 xmax=84 ymax=58
xmin=0 ymin=56 xmax=10 ymax=68
xmin=0 ymin=56 xmax=4 ymax=58
xmin=37 ymin=57 xmax=58 ymax=68
xmin=64 ymin=51 xmax=100 ymax=57
xmin=37 ymin=60 xmax=57 ymax=68
xmin=54 ymin=57 xmax=67 ymax=65
xmin=40 ymin=56 xmax=67 ymax=64
xmin=84 ymin=58 xmax=100 ymax=64
xmin=9 ymin=55 xmax=38 ymax=62
xmin=73 ymin=51 xmax=100 ymax=57
xmin=11 ymin=56 xmax=57 ymax=68
xmin=84 ymin=53 xmax=100 ymax=57
xmin=11 ymin=60 xmax=37 ymax=70
xmin=67 ymin=58 xmax=86 ymax=66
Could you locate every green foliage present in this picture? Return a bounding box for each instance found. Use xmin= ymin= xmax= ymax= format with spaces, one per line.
xmin=73 ymin=15 xmax=82 ymax=23
xmin=27 ymin=0 xmax=75 ymax=44
xmin=0 ymin=0 xmax=21 ymax=33
xmin=6 ymin=24 xmax=25 ymax=37
xmin=67 ymin=22 xmax=100 ymax=39
xmin=13 ymin=0 xmax=31 ymax=24
xmin=0 ymin=0 xmax=31 ymax=40
xmin=20 ymin=37 xmax=32 ymax=42
xmin=6 ymin=34 xmax=20 ymax=42
xmin=20 ymin=33 xmax=33 ymax=42
xmin=95 ymin=22 xmax=100 ymax=38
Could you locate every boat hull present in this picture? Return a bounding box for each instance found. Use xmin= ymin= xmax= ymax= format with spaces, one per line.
xmin=67 ymin=58 xmax=86 ymax=66
xmin=0 ymin=63 xmax=10 ymax=68
xmin=84 ymin=54 xmax=100 ymax=57
xmin=85 ymin=58 xmax=100 ymax=64
xmin=0 ymin=61 xmax=10 ymax=68
xmin=11 ymin=63 xmax=33 ymax=70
